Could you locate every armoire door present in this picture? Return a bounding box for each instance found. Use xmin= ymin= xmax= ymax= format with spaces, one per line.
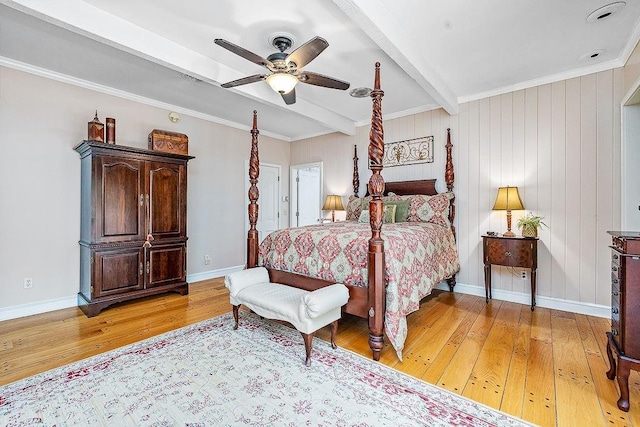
xmin=92 ymin=247 xmax=145 ymax=298
xmin=94 ymin=155 xmax=146 ymax=243
xmin=147 ymin=243 xmax=186 ymax=288
xmin=148 ymin=161 xmax=186 ymax=240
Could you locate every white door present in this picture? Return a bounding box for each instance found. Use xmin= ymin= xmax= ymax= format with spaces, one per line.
xmin=245 ymin=162 xmax=281 ymax=243
xmin=297 ymin=168 xmax=321 ymax=226
xmin=290 ymin=162 xmax=323 ymax=227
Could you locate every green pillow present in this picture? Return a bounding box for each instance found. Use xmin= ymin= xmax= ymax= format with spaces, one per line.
xmin=358 ymin=204 xmax=396 ymax=223
xmin=384 ymin=200 xmax=410 ymax=222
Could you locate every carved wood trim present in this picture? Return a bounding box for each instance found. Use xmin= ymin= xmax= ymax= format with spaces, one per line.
xmin=445 ymin=128 xmax=456 ymax=241
xmin=247 ymin=110 xmax=259 ymax=268
xmin=367 ymin=62 xmax=385 ymax=361
xmin=353 ymin=144 xmax=360 ymax=197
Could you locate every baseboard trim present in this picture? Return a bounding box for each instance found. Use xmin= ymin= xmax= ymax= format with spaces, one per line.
xmin=0 ymin=296 xmax=78 ymax=322
xmin=0 ymin=266 xmax=246 ymax=322
xmin=436 ymin=282 xmax=610 ymax=319
xmin=186 ymin=265 xmax=244 ymax=283
xmin=0 ymin=273 xmax=610 ymax=322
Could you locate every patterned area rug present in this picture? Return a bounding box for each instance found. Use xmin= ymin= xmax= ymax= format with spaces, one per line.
xmin=1 ymin=312 xmax=533 ymax=426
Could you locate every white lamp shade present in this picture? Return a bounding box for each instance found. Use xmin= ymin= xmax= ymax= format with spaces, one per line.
xmin=266 ymin=73 xmax=298 ymax=94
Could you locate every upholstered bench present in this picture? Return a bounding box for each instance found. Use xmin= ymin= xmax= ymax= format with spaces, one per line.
xmin=224 ymin=267 xmax=349 ymax=366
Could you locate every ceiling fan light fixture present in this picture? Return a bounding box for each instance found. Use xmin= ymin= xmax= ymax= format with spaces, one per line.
xmin=266 ymin=73 xmax=298 ymax=94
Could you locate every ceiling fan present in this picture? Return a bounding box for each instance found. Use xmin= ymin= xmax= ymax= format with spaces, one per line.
xmin=214 ymin=35 xmax=350 ymax=105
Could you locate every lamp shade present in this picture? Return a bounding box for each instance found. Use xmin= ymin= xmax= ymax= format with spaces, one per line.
xmin=322 ymin=195 xmax=344 ymax=211
xmin=492 ymin=186 xmax=525 ymax=211
xmin=266 ymin=73 xmax=298 ymax=94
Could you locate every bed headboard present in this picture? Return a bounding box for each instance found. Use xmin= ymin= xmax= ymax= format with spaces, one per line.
xmin=384 ymin=179 xmax=437 ymax=196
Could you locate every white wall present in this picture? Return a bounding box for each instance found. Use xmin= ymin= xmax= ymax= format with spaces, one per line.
xmin=292 ymin=68 xmax=624 ymax=309
xmin=0 ymin=66 xmax=290 ymax=312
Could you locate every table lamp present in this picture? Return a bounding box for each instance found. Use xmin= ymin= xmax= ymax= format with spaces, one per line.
xmin=322 ymin=195 xmax=344 ymax=222
xmin=492 ymin=186 xmax=525 ymax=237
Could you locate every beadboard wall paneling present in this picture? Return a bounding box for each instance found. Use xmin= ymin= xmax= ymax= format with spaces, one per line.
xmin=290 ymin=68 xmax=623 ymax=307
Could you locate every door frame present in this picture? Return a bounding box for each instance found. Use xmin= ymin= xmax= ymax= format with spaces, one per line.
xmin=290 ymin=162 xmax=323 ymax=227
xmin=622 ymin=77 xmax=640 ymax=229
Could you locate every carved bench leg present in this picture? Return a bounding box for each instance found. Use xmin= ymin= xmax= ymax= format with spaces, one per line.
xmin=330 ymin=320 xmax=338 ymax=349
xmin=232 ymin=305 xmax=239 ymax=330
xmin=301 ymin=332 xmax=315 ymax=367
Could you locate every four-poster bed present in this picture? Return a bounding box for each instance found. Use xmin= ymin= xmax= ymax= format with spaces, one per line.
xmin=246 ymin=63 xmax=460 ymax=361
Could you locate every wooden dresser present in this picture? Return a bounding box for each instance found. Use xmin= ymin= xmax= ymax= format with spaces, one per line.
xmin=606 ymin=231 xmax=640 ymax=411
xmin=75 ymin=141 xmax=194 ymax=317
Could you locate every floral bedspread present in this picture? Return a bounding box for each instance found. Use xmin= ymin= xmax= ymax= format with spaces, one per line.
xmin=258 ymin=221 xmax=460 ymax=360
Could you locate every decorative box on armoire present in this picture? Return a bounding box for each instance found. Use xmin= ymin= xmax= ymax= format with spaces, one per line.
xmin=606 ymin=231 xmax=640 ymax=411
xmin=75 ymin=141 xmax=194 ymax=317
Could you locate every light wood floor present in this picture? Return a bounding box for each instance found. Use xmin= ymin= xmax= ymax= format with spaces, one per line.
xmin=0 ymin=278 xmax=636 ymax=426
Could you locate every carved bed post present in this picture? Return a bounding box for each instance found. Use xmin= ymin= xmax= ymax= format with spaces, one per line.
xmin=247 ymin=110 xmax=260 ymax=269
xmin=368 ymin=62 xmax=386 ymax=361
xmin=353 ymin=144 xmax=360 ymax=197
xmin=445 ymin=127 xmax=457 ymax=291
xmin=445 ymin=128 xmax=455 ymax=237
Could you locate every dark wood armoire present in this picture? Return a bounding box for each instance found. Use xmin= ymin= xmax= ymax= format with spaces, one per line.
xmin=75 ymin=141 xmax=194 ymax=317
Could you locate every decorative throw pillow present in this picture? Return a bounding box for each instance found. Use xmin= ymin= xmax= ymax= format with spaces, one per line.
xmin=345 ymin=195 xmax=362 ymax=221
xmin=359 ymin=196 xmax=374 ymax=211
xmin=407 ymin=192 xmax=454 ymax=227
xmin=383 ymin=199 xmax=410 ymax=222
xmin=358 ymin=204 xmax=397 ymax=223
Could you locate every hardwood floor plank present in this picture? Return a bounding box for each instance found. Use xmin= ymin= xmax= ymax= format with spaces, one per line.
xmin=420 ymin=297 xmax=486 ymax=384
xmin=500 ymin=306 xmax=532 ymax=418
xmin=434 ymin=300 xmax=502 ymax=394
xmin=463 ymin=301 xmax=521 ymax=409
xmin=0 ymin=278 xmax=629 ymax=427
xmin=522 ymin=307 xmax=556 ymax=427
xmin=551 ymin=312 xmax=604 ymax=426
xmin=394 ymin=293 xmax=476 ymax=377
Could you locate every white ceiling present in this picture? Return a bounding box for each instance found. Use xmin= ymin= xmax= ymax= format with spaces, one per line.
xmin=2 ymin=0 xmax=639 ymax=141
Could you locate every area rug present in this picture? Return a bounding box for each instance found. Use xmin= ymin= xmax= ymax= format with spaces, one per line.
xmin=1 ymin=312 xmax=533 ymax=426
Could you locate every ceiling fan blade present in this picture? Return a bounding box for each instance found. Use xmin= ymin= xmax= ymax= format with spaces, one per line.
xmin=299 ymin=71 xmax=350 ymax=90
xmin=220 ymin=74 xmax=267 ymax=88
xmin=214 ymin=39 xmax=274 ymax=69
xmin=285 ymin=36 xmax=329 ymax=69
xmin=281 ymin=88 xmax=296 ymax=105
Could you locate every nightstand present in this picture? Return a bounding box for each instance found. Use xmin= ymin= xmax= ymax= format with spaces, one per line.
xmin=482 ymin=235 xmax=539 ymax=311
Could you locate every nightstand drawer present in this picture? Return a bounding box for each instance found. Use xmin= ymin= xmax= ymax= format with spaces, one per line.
xmin=484 ymin=238 xmax=535 ymax=268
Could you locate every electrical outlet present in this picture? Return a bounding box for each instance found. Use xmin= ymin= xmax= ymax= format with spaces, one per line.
xmin=204 ymin=255 xmax=211 ymax=265
xmin=24 ymin=277 xmax=33 ymax=289
xmin=520 ymin=270 xmax=527 ymax=280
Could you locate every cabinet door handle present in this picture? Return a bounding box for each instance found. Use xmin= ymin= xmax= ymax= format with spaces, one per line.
xmin=146 ymin=261 xmax=150 ymax=274
xmin=504 ymin=251 xmax=512 ymax=257
xmin=143 ymin=240 xmax=152 ymax=248
xmin=139 ymin=194 xmax=144 ymax=206
xmin=139 ymin=262 xmax=143 ymax=276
